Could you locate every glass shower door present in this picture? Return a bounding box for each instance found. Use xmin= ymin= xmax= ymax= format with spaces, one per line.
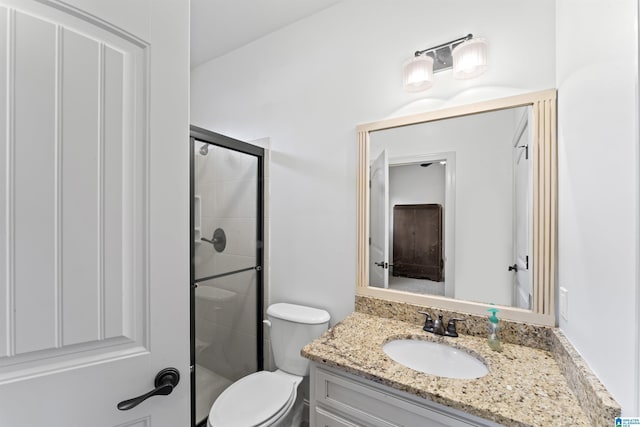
xmin=190 ymin=127 xmax=264 ymax=426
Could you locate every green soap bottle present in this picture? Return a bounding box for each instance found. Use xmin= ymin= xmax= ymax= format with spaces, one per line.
xmin=487 ymin=308 xmax=503 ymax=352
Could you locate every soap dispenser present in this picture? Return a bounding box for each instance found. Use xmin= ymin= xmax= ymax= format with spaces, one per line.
xmin=487 ymin=308 xmax=503 ymax=352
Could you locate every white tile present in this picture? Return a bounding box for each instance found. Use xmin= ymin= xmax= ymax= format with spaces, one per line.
xmin=199 ymin=181 xmax=219 ymax=220
xmin=213 ymin=145 xmax=257 ymax=182
xmin=195 ymin=144 xmax=217 ymax=185
xmin=263 ymin=338 xmax=275 ymax=371
xmin=234 ymin=291 xmax=257 ymax=335
xmin=194 ymin=317 xmax=216 ymax=345
xmin=225 ymin=330 xmax=258 ymax=380
xmin=212 ymin=254 xmax=257 ymax=294
xmin=215 ymin=217 xmax=257 ymax=256
xmin=215 ymin=178 xmax=258 ymax=219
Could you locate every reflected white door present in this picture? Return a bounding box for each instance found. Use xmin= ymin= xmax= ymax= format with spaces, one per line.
xmin=513 ymin=114 xmax=532 ymax=309
xmin=370 ymin=150 xmax=389 ymax=288
xmin=0 ymin=1 xmax=190 ymax=426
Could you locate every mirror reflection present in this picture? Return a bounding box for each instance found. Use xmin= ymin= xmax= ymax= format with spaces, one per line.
xmin=368 ymin=106 xmax=532 ymax=309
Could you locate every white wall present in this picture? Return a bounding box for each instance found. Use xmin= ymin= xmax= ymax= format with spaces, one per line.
xmin=556 ymin=0 xmax=639 ymax=416
xmin=191 ymin=0 xmax=556 ymax=324
xmin=389 ymin=163 xmax=446 ymax=209
xmin=190 ymin=0 xmax=640 ymax=415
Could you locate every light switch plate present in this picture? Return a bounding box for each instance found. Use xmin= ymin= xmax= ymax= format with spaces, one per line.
xmin=559 ymin=287 xmax=568 ymax=321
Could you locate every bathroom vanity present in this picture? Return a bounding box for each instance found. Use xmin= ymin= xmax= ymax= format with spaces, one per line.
xmin=302 ymin=304 xmax=620 ymax=427
xmin=311 ymin=364 xmax=500 ymax=427
xmin=313 ymin=89 xmax=622 ymax=426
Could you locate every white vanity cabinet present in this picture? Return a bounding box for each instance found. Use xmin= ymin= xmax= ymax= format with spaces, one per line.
xmin=310 ymin=363 xmax=503 ymax=427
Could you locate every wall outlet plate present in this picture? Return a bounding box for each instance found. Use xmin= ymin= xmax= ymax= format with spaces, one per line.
xmin=559 ymin=287 xmax=569 ymax=321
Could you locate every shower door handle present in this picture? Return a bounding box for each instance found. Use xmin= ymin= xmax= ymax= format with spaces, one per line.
xmin=117 ymin=368 xmax=180 ymax=410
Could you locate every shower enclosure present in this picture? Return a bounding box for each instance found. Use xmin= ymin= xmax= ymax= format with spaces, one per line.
xmin=189 ymin=126 xmax=264 ymax=426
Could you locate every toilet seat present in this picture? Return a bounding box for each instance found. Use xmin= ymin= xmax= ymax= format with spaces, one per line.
xmin=208 ymin=371 xmax=297 ymax=427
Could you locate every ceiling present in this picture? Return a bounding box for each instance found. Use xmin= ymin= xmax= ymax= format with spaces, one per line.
xmin=190 ymin=0 xmax=341 ymax=68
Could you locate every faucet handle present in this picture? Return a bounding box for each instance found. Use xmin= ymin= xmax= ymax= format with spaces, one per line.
xmin=417 ymin=311 xmax=434 ymax=332
xmin=445 ymin=318 xmax=465 ymax=337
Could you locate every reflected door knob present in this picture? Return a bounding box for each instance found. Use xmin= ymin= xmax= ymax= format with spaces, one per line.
xmin=508 ymin=264 xmax=518 ymax=272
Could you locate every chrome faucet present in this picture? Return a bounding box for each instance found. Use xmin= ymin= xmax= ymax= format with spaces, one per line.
xmin=418 ymin=311 xmax=465 ymax=337
xmin=432 ymin=313 xmax=446 ymax=335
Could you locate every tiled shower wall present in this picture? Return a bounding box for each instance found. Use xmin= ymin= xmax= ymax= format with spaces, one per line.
xmin=194 ymin=144 xmax=259 ymax=381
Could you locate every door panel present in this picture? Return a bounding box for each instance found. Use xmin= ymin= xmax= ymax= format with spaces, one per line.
xmin=1 ymin=0 xmax=146 ymax=373
xmin=0 ymin=4 xmax=6 ymax=360
xmin=13 ymin=9 xmax=57 ymax=355
xmin=120 ymin=420 xmax=150 ymax=427
xmin=0 ymin=0 xmax=189 ymax=425
xmin=369 ymin=150 xmax=389 ymax=288
xmin=60 ymin=25 xmax=102 ymax=347
xmin=514 ymin=113 xmax=532 ymax=309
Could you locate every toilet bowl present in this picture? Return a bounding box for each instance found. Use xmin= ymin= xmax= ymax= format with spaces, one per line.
xmin=207 ymin=370 xmax=302 ymax=427
xmin=207 ymin=303 xmax=330 ymax=427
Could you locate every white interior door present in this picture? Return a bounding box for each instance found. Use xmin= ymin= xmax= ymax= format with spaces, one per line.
xmin=0 ymin=1 xmax=190 ymax=426
xmin=513 ymin=112 xmax=532 ymax=309
xmin=369 ymin=150 xmax=389 ymax=288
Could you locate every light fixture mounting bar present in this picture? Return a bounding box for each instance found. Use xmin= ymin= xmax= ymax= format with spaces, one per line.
xmin=414 ymin=34 xmax=473 ymax=57
xmin=413 ymin=33 xmax=473 ymax=73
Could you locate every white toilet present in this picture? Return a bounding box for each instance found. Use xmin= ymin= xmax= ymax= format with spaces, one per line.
xmin=207 ymin=302 xmax=330 ymax=427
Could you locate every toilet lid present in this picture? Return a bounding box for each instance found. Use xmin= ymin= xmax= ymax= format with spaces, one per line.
xmin=209 ymin=371 xmax=296 ymax=427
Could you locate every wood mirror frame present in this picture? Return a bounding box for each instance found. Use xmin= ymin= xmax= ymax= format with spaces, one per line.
xmin=356 ymin=89 xmax=557 ymax=326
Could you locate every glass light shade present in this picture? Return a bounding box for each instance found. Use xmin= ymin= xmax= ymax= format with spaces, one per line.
xmin=452 ymin=38 xmax=488 ymax=80
xmin=403 ymin=55 xmax=434 ymax=92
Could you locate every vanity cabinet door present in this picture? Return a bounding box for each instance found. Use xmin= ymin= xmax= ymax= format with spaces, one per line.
xmin=311 ymin=364 xmax=495 ymax=427
xmin=315 ymin=406 xmax=362 ymax=427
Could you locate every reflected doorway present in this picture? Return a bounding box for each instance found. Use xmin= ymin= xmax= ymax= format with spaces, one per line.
xmin=388 ymin=162 xmax=446 ymax=296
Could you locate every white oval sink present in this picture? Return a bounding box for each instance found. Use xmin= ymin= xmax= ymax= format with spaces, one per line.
xmin=383 ymin=339 xmax=488 ymax=379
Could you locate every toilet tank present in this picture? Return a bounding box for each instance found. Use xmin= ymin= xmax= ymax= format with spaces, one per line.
xmin=266 ymin=303 xmax=330 ymax=376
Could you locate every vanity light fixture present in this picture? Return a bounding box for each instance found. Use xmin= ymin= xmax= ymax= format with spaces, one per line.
xmin=452 ymin=37 xmax=488 ymax=79
xmin=403 ymin=55 xmax=434 ymax=92
xmin=402 ymin=34 xmax=488 ymax=92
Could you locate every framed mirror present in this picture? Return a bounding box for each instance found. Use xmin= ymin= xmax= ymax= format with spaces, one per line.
xmin=356 ymin=90 xmax=557 ymax=326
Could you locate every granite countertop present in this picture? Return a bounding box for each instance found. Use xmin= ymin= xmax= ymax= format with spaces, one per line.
xmin=302 ymin=312 xmax=591 ymax=427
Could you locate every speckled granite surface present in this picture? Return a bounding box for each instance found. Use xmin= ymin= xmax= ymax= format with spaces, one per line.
xmin=354 ymin=295 xmax=621 ymax=425
xmin=302 ymin=312 xmax=613 ymax=427
xmin=355 ymin=295 xmax=553 ymax=350
xmin=550 ymin=330 xmax=621 ymax=426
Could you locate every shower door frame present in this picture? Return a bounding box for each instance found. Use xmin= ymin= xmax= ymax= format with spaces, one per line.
xmin=189 ymin=125 xmax=265 ymax=427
